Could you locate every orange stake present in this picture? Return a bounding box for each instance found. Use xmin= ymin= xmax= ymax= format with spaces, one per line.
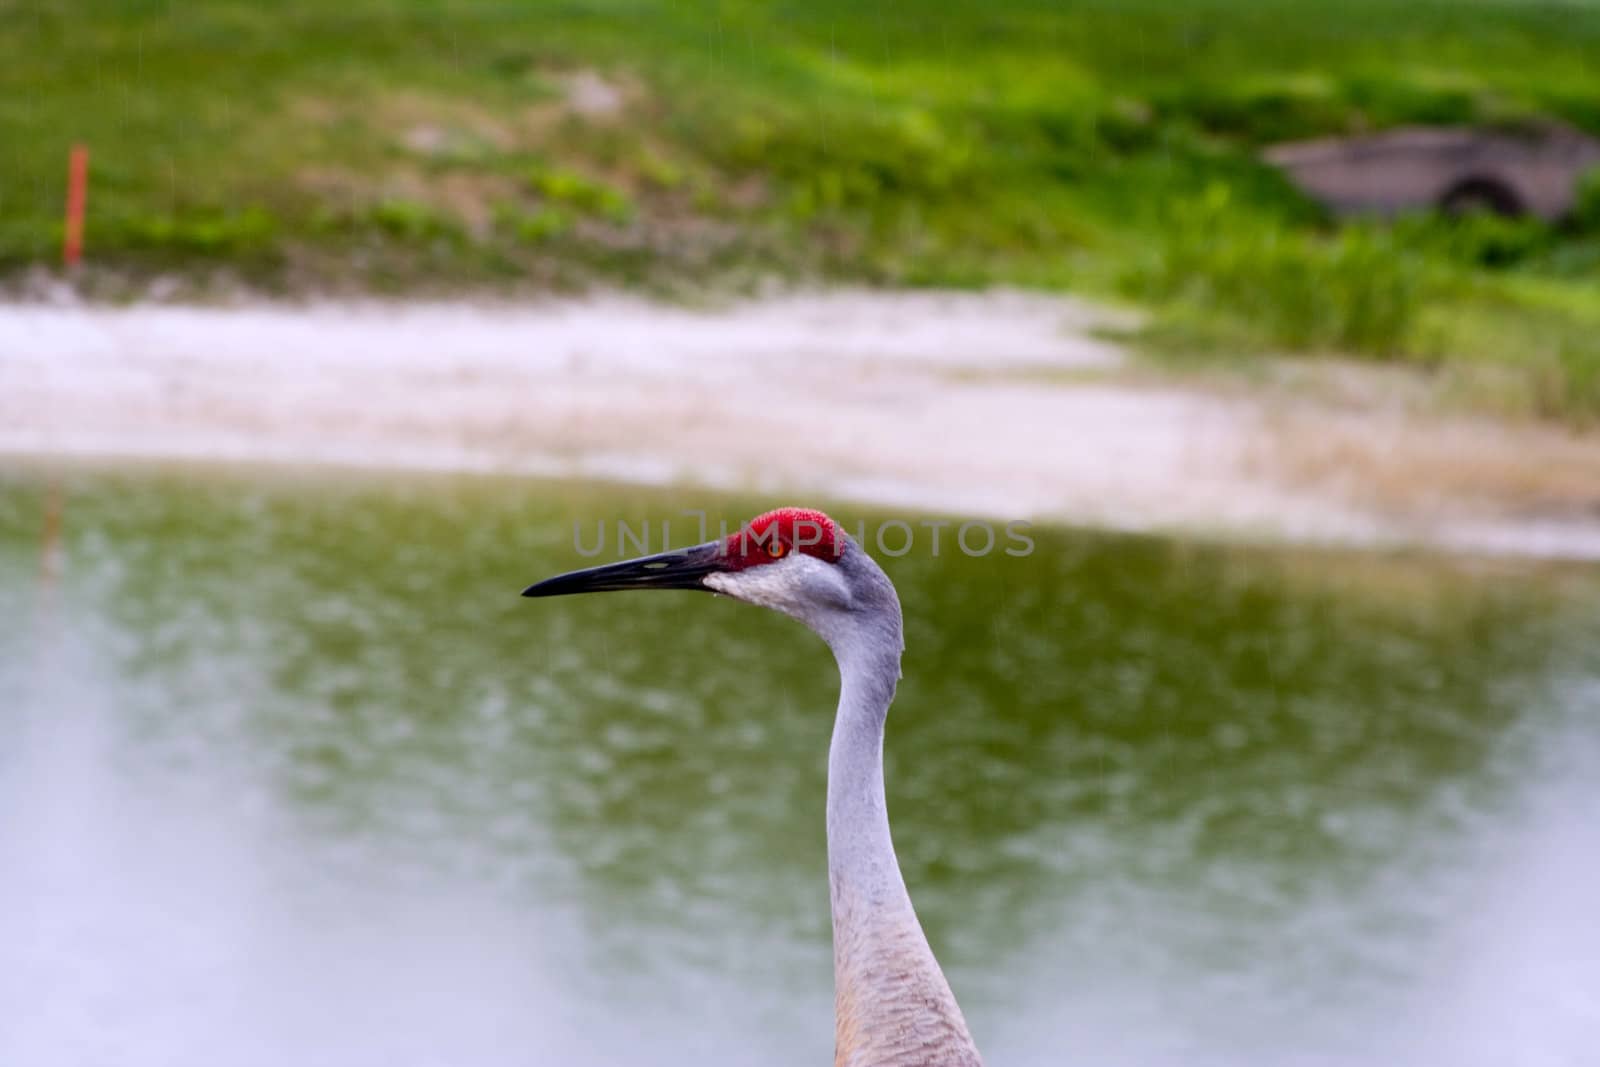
xmin=63 ymin=144 xmax=89 ymax=268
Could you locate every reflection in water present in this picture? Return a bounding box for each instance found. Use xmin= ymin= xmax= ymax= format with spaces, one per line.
xmin=1 ymin=467 xmax=1596 ymax=1066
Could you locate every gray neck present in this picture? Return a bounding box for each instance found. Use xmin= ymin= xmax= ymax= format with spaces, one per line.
xmin=821 ymin=549 xmax=983 ymax=1067
xmin=826 ymin=635 xmax=908 ymax=917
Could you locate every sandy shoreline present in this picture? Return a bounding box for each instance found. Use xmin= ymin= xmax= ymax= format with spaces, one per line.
xmin=4 ymin=291 xmax=1600 ymax=559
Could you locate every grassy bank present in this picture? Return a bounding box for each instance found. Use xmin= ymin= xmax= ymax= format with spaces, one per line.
xmin=5 ymin=0 xmax=1600 ymax=420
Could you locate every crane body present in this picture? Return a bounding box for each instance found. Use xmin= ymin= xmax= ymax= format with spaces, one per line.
xmin=525 ymin=508 xmax=984 ymax=1066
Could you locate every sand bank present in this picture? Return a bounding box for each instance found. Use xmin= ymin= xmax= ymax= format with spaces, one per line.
xmin=4 ymin=291 xmax=1598 ymax=558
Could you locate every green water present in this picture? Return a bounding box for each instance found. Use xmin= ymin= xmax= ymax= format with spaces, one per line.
xmin=3 ymin=466 xmax=1597 ymax=1066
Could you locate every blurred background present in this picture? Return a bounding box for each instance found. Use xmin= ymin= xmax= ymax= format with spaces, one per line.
xmin=4 ymin=0 xmax=1600 ymax=410
xmin=3 ymin=3 xmax=1600 ymax=1066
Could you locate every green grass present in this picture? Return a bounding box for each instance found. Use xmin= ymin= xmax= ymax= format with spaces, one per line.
xmin=4 ymin=0 xmax=1600 ymax=418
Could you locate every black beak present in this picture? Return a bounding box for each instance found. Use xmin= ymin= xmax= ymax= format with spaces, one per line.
xmin=522 ymin=540 xmax=726 ymax=598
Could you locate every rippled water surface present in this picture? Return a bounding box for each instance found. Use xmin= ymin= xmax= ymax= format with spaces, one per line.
xmin=2 ymin=466 xmax=1596 ymax=1066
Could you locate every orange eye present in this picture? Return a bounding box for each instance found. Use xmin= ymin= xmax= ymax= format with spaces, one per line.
xmin=767 ymin=540 xmax=788 ymax=558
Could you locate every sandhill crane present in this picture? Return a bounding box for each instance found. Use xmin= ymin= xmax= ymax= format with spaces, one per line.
xmin=525 ymin=507 xmax=985 ymax=1067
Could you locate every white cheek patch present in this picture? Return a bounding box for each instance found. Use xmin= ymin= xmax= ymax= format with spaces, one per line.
xmin=706 ymin=556 xmax=854 ymax=626
xmin=705 ymin=558 xmax=803 ymax=609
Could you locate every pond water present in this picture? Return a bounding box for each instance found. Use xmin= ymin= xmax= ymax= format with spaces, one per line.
xmin=2 ymin=465 xmax=1596 ymax=1067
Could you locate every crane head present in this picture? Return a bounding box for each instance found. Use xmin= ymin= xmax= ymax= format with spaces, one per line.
xmin=523 ymin=508 xmax=852 ymax=616
xmin=526 ymin=506 xmax=901 ymax=664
